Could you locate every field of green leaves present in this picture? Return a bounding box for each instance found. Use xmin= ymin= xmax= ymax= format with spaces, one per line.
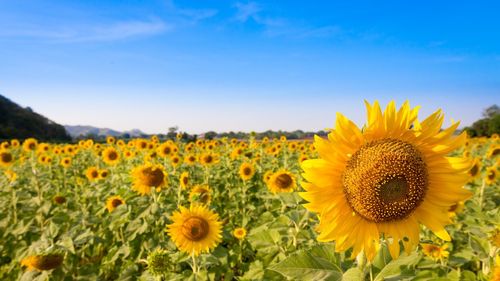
xmin=0 ymin=133 xmax=499 ymax=280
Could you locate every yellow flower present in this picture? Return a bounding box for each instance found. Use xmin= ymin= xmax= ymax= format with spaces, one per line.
xmin=180 ymin=171 xmax=189 ymax=189
xmin=493 ymin=255 xmax=500 ymax=281
xmin=488 ymin=145 xmax=500 ymax=159
xmin=166 ymin=204 xmax=222 ymax=256
xmin=239 ymin=162 xmax=255 ymax=181
xmin=300 ymin=101 xmax=472 ymax=261
xmin=11 ymin=139 xmax=20 ymax=147
xmin=85 ymin=167 xmax=100 ymax=181
xmin=106 ymin=195 xmax=125 ymax=212
xmin=60 ymin=157 xmax=71 ymax=168
xmin=267 ymin=170 xmax=296 ymax=193
xmin=261 ymin=170 xmax=271 ymax=182
xmin=0 ymin=150 xmax=14 ymax=168
xmin=131 ymin=164 xmax=167 ymax=195
xmin=99 ymin=169 xmax=109 ymax=179
xmin=170 ymin=154 xmax=181 ymax=167
xmin=184 ymin=154 xmax=197 ymax=165
xmin=21 ymin=254 xmax=64 ymax=271
xmin=448 ymin=201 xmax=465 ymax=218
xmin=233 ymin=227 xmax=247 ymax=240
xmin=189 ymin=185 xmax=211 ymax=205
xmin=468 ymin=157 xmax=482 ymax=180
xmin=4 ymin=170 xmax=17 ymax=182
xmin=22 ymin=138 xmax=38 ymax=152
xmin=485 ymin=166 xmax=498 ymax=185
xmin=106 ymin=136 xmax=116 ymax=144
xmin=421 ymin=243 xmax=449 ymax=262
xmin=102 ymin=147 xmax=120 ymax=165
xmin=157 ymin=142 xmax=174 ymax=158
xmin=200 ymin=152 xmax=219 ymax=166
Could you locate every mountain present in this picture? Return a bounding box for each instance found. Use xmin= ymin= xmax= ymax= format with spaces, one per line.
xmin=64 ymin=125 xmax=146 ymax=138
xmin=0 ymin=94 xmax=71 ymax=141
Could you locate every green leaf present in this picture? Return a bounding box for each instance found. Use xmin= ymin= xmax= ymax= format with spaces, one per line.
xmin=269 ymin=247 xmax=342 ymax=281
xmin=374 ymin=252 xmax=421 ymax=281
xmin=342 ymin=268 xmax=364 ymax=281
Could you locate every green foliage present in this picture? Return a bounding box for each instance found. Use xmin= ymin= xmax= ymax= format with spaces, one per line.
xmin=464 ymin=105 xmax=500 ymax=137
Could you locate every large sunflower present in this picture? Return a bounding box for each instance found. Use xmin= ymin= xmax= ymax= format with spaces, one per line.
xmin=300 ymin=101 xmax=471 ymax=261
xmin=166 ymin=204 xmax=222 ymax=256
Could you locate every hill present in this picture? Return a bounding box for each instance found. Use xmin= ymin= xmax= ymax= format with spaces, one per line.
xmin=64 ymin=125 xmax=145 ymax=138
xmin=0 ymin=94 xmax=71 ymax=141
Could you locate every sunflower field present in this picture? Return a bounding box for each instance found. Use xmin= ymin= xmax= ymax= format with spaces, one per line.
xmin=0 ymin=101 xmax=499 ymax=281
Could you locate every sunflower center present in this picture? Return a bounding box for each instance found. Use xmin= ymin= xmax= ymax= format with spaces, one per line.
xmin=111 ymin=199 xmax=123 ymax=208
xmin=182 ymin=177 xmax=188 ymax=185
xmin=182 ymin=217 xmax=209 ymax=241
xmin=469 ymin=164 xmax=479 ymax=176
xmin=107 ymin=151 xmax=118 ymax=160
xmin=1 ymin=152 xmax=12 ymax=163
xmin=243 ymin=167 xmax=252 ymax=176
xmin=143 ymin=168 xmax=164 ymax=187
xmin=342 ymin=138 xmax=428 ymax=222
xmin=275 ymin=174 xmax=293 ymax=189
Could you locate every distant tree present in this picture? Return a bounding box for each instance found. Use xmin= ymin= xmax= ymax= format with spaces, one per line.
xmin=463 ymin=104 xmax=500 ymax=137
xmin=483 ymin=105 xmax=500 ymax=118
xmin=204 ymin=131 xmax=217 ymax=140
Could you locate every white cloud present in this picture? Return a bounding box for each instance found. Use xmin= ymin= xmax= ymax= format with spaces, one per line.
xmin=234 ymin=2 xmax=261 ymax=22
xmin=0 ymin=19 xmax=171 ymax=43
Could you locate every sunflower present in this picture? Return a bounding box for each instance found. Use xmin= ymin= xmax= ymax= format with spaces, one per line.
xmin=468 ymin=157 xmax=482 ymax=180
xmin=106 ymin=195 xmax=125 ymax=212
xmin=21 ymin=254 xmax=64 ymax=271
xmin=11 ymin=139 xmax=20 ymax=147
xmin=300 ymin=101 xmax=472 ymax=261
xmin=102 ymin=147 xmax=120 ymax=165
xmin=171 ymin=154 xmax=181 ymax=167
xmin=22 ymin=138 xmax=38 ymax=152
xmin=200 ymin=152 xmax=219 ymax=166
xmin=488 ymin=145 xmax=500 ymax=159
xmin=4 ymin=170 xmax=17 ymax=182
xmin=421 ymin=243 xmax=449 ymax=262
xmin=485 ymin=166 xmax=498 ymax=185
xmin=157 ymin=143 xmax=174 ymax=158
xmin=0 ymin=150 xmax=14 ymax=167
xmin=263 ymin=170 xmax=273 ymax=184
xmin=1 ymin=141 xmax=10 ymax=150
xmin=268 ymin=170 xmax=296 ymax=193
xmin=99 ymin=169 xmax=109 ymax=179
xmin=85 ymin=167 xmax=100 ymax=181
xmin=447 ymin=201 xmax=464 ymax=218
xmin=166 ymin=204 xmax=222 ymax=256
xmin=180 ymin=171 xmax=190 ymax=189
xmin=131 ymin=164 xmax=167 ymax=195
xmin=60 ymin=157 xmax=71 ymax=168
xmin=106 ymin=136 xmax=116 ymax=144
xmin=233 ymin=227 xmax=247 ymax=240
xmin=189 ymin=185 xmax=211 ymax=205
xmin=184 ymin=154 xmax=197 ymax=165
xmin=239 ymin=162 xmax=255 ymax=181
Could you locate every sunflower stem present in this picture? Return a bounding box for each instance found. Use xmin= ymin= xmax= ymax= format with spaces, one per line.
xmin=479 ymin=178 xmax=486 ymax=210
xmin=191 ymin=253 xmax=198 ymax=278
xmin=176 ymin=184 xmax=182 ymax=207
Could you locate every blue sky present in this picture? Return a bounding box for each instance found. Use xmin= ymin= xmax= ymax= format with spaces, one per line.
xmin=0 ymin=0 xmax=499 ymax=134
